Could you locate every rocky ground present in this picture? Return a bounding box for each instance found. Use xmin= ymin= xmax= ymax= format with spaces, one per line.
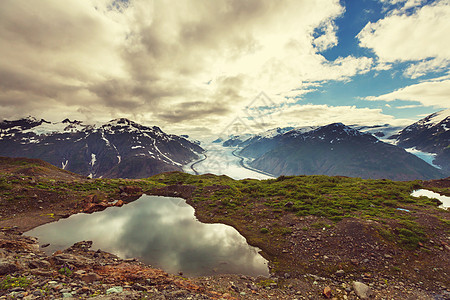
xmin=0 ymin=158 xmax=449 ymax=299
xmin=1 ymin=227 xmax=444 ymax=300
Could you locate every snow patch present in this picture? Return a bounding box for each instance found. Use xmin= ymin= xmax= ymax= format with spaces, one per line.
xmin=153 ymin=139 xmax=182 ymax=166
xmin=62 ymin=160 xmax=68 ymax=170
xmin=90 ymin=153 xmax=96 ymax=167
xmin=425 ymin=108 xmax=450 ymax=126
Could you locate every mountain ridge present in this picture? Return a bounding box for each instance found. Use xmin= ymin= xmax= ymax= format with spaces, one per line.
xmin=0 ymin=117 xmax=204 ymax=179
xmin=238 ymin=122 xmax=445 ymax=180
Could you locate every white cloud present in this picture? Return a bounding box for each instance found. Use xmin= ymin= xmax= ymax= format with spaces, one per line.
xmin=365 ymin=77 xmax=450 ymax=108
xmin=395 ymin=104 xmax=423 ymax=109
xmin=358 ymin=0 xmax=450 ymax=66
xmin=403 ymin=58 xmax=450 ymax=79
xmin=248 ymin=103 xmax=413 ymax=131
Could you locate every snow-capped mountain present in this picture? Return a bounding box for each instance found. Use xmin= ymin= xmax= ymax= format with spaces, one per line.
xmin=350 ymin=124 xmax=403 ymax=141
xmin=391 ymin=109 xmax=450 ymax=173
xmin=221 ymin=127 xmax=295 ymax=148
xmin=0 ymin=117 xmax=204 ymax=178
xmin=238 ymin=123 xmax=445 ymax=180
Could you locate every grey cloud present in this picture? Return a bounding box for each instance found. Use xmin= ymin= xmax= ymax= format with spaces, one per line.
xmin=0 ymin=0 xmax=357 ymax=137
xmin=157 ymin=101 xmax=230 ymax=123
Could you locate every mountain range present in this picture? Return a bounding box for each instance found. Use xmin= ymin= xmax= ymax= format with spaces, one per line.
xmin=221 ymin=110 xmax=449 ymax=180
xmin=1 ymin=109 xmax=448 ymax=180
xmin=0 ymin=117 xmax=204 ymax=178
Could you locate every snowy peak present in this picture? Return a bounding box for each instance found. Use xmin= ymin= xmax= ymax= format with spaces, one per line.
xmin=398 ymin=109 xmax=450 ymax=138
xmin=0 ymin=116 xmax=204 ymax=179
xmin=394 ymin=109 xmax=450 ymax=173
xmin=419 ymin=109 xmax=450 ymax=128
xmin=0 ymin=116 xmax=48 ymax=131
xmin=313 ymin=123 xmax=365 ymax=137
xmin=257 ymin=127 xmax=295 ymax=139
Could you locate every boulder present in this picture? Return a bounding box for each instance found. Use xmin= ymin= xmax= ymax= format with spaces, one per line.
xmin=120 ymin=186 xmax=142 ymax=195
xmin=0 ymin=260 xmax=19 ymax=275
xmin=353 ymin=281 xmax=372 ymax=299
xmin=81 ymin=272 xmax=101 ymax=284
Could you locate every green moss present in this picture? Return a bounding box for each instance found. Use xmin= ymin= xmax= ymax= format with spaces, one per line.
xmin=0 ymin=275 xmax=32 ymax=290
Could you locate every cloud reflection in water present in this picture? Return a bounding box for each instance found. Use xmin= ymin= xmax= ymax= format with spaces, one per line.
xmin=26 ymin=195 xmax=269 ymax=277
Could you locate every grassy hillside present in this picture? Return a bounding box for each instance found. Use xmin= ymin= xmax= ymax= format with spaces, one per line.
xmin=0 ymin=157 xmax=449 ymax=293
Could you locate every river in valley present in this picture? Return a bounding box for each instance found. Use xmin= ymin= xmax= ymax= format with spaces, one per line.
xmin=184 ymin=144 xmax=273 ymax=180
xmin=26 ymin=195 xmax=269 ymax=277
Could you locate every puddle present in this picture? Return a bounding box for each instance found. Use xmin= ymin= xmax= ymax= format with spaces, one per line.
xmin=26 ymin=195 xmax=269 ymax=277
xmin=411 ymin=189 xmax=450 ymax=210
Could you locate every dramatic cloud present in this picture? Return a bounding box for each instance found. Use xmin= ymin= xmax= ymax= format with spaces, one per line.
xmin=0 ymin=0 xmax=379 ymax=134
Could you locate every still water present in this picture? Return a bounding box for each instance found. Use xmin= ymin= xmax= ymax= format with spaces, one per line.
xmin=411 ymin=189 xmax=450 ymax=209
xmin=26 ymin=195 xmax=269 ymax=277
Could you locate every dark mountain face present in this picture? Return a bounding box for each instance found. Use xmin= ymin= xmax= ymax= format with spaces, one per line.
xmin=0 ymin=117 xmax=204 ymax=179
xmin=392 ymin=109 xmax=450 ymax=173
xmin=239 ymin=123 xmax=445 ymax=180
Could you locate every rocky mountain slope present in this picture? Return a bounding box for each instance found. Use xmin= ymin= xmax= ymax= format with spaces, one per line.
xmin=391 ymin=109 xmax=450 ymax=173
xmin=0 ymin=117 xmax=204 ymax=178
xmin=238 ymin=123 xmax=445 ymax=180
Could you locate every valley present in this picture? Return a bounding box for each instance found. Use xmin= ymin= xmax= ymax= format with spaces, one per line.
xmin=183 ymin=144 xmax=272 ymax=180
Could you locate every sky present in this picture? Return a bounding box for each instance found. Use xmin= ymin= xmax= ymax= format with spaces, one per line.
xmin=0 ymin=0 xmax=449 ymax=139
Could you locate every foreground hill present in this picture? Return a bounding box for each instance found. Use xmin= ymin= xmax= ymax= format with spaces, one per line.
xmin=391 ymin=109 xmax=450 ymax=173
xmin=239 ymin=123 xmax=445 ymax=180
xmin=0 ymin=158 xmax=448 ymax=299
xmin=0 ymin=117 xmax=204 ymax=178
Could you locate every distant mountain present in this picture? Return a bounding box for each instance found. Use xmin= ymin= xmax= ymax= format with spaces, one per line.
xmin=238 ymin=123 xmax=445 ymax=180
xmin=222 ymin=127 xmax=294 ymax=148
xmin=0 ymin=117 xmax=204 ymax=178
xmin=351 ymin=124 xmax=403 ymax=140
xmin=391 ymin=109 xmax=450 ymax=173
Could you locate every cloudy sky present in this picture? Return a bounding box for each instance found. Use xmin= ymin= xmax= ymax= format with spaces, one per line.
xmin=0 ymin=0 xmax=449 ymax=139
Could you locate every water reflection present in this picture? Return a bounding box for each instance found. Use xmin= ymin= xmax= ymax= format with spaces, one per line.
xmin=26 ymin=195 xmax=268 ymax=277
xmin=411 ymin=189 xmax=450 ymax=209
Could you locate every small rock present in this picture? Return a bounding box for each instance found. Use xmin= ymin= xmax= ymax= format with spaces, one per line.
xmin=132 ymin=283 xmax=147 ymax=291
xmin=168 ymin=290 xmax=188 ymax=297
xmin=323 ymin=286 xmax=332 ymax=298
xmin=384 ymin=254 xmax=392 ymax=259
xmin=335 ymin=270 xmax=345 ymax=277
xmin=106 ymin=286 xmax=123 ymax=295
xmin=62 ymin=292 xmax=73 ymax=298
xmin=81 ymin=272 xmax=101 ymax=283
xmin=0 ymin=260 xmax=19 ymax=275
xmin=353 ymin=281 xmax=372 ymax=299
xmin=350 ymin=259 xmax=359 ymax=265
